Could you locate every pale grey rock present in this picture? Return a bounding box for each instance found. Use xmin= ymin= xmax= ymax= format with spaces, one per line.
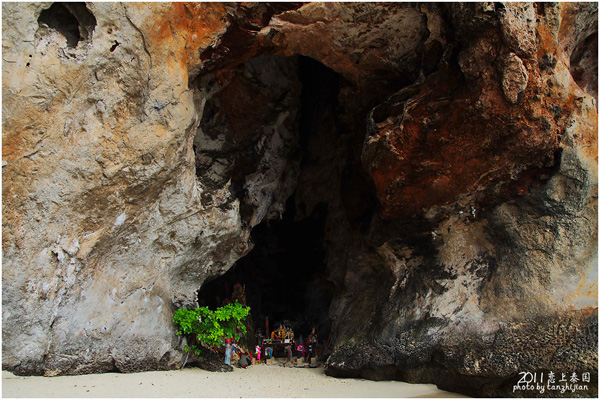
xmin=263 ymin=3 xmax=430 ymax=84
xmin=2 ymin=2 xmax=276 ymax=375
xmin=498 ymin=2 xmax=537 ymax=58
xmin=501 ymin=52 xmax=529 ymax=104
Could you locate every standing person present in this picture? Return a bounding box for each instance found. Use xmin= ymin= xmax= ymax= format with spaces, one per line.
xmin=231 ymin=343 xmax=240 ymax=365
xmin=303 ymin=337 xmax=308 ymax=362
xmin=224 ymin=338 xmax=233 ymax=366
xmin=297 ymin=335 xmax=305 ymax=360
xmin=307 ymin=327 xmax=318 ymax=364
xmin=255 ymin=345 xmax=261 ymax=363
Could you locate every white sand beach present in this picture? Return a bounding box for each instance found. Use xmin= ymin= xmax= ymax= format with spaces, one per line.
xmin=2 ymin=362 xmax=467 ymax=398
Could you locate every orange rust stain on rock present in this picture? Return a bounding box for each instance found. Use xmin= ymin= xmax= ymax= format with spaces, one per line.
xmin=2 ymin=109 xmax=41 ymax=161
xmin=557 ymin=4 xmax=577 ymax=54
xmin=134 ymin=2 xmax=229 ymax=70
xmin=2 ymin=131 xmax=25 ymax=160
xmin=536 ymin=27 xmax=558 ymax=60
xmin=364 ymin=61 xmax=569 ymax=219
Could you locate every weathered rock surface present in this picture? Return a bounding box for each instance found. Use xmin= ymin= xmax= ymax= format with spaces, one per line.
xmin=326 ymin=3 xmax=598 ymax=397
xmin=2 ymin=2 xmax=597 ymax=397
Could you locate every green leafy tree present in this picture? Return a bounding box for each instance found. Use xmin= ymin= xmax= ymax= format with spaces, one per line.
xmin=173 ymin=301 xmax=251 ymax=356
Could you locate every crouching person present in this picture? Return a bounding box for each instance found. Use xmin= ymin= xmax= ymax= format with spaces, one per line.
xmin=239 ymin=352 xmax=250 ymax=369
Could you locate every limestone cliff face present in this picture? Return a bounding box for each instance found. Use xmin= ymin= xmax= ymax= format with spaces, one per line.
xmin=2 ymin=2 xmax=597 ymax=396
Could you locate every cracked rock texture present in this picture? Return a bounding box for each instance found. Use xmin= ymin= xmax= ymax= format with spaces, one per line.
xmin=2 ymin=2 xmax=597 ymax=397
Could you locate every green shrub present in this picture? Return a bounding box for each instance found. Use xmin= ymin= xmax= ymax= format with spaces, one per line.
xmin=173 ymin=301 xmax=251 ymax=355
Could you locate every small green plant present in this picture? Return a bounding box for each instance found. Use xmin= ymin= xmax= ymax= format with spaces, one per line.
xmin=173 ymin=301 xmax=251 ymax=356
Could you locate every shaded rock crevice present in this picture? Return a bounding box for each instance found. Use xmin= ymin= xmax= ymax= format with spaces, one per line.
xmin=37 ymin=2 xmax=96 ymax=49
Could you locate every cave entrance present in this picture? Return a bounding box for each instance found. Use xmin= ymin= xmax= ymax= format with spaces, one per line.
xmin=197 ymin=195 xmax=334 ymax=349
xmin=196 ymin=55 xmax=343 ymax=351
xmin=198 ymin=196 xmax=334 ymax=342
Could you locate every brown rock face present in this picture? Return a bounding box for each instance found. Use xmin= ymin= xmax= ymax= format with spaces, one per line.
xmin=2 ymin=2 xmax=597 ymax=397
xmin=362 ymin=3 xmax=593 ymax=219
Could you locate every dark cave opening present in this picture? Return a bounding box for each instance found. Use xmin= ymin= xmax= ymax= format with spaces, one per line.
xmin=196 ymin=55 xmax=347 ymax=350
xmin=296 ymin=55 xmax=341 ymax=157
xmin=38 ymin=2 xmax=96 ymax=48
xmin=197 ymin=195 xmax=334 ymax=345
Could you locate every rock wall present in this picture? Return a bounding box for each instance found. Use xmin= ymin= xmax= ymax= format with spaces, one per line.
xmin=2 ymin=2 xmax=597 ymax=396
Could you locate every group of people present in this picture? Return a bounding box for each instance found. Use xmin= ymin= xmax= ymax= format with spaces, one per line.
xmin=224 ymin=326 xmax=320 ymax=367
xmin=224 ymin=339 xmax=253 ymax=368
xmin=258 ymin=326 xmax=319 ymax=364
xmin=295 ymin=327 xmax=318 ymax=363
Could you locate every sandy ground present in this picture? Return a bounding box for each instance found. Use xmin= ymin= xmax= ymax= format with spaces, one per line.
xmin=2 ymin=361 xmax=467 ymax=398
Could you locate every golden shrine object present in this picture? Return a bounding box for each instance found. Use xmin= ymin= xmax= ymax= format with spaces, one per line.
xmin=268 ymin=324 xmax=294 ymax=343
xmin=271 ymin=328 xmax=286 ymax=340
